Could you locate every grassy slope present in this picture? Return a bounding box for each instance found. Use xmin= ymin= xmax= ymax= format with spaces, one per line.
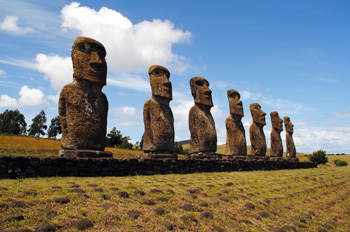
xmin=1 ymin=135 xmax=350 ymax=231
xmin=0 ymin=135 xmax=142 ymax=159
xmin=1 ymin=165 xmax=350 ymax=231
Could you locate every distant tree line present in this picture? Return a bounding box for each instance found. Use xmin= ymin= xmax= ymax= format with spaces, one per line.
xmin=327 ymin=153 xmax=349 ymax=156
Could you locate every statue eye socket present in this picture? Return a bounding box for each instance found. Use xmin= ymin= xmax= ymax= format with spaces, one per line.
xmin=195 ymin=80 xmax=204 ymax=86
xmin=76 ymin=43 xmax=89 ymax=53
xmin=152 ymin=69 xmax=164 ymax=76
xmin=229 ymin=93 xmax=237 ymax=98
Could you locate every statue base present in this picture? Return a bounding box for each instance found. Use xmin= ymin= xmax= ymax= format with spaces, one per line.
xmin=269 ymin=156 xmax=283 ymax=161
xmin=223 ymin=155 xmax=247 ymax=160
xmin=59 ymin=150 xmax=113 ymax=158
xmin=135 ymin=153 xmax=178 ymax=159
xmin=287 ymin=157 xmax=299 ymax=162
xmin=190 ymin=153 xmax=217 ymax=160
xmin=246 ymin=155 xmax=270 ymax=161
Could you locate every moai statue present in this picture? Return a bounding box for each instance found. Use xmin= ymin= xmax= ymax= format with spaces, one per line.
xmin=189 ymin=76 xmax=217 ymax=159
xmin=141 ymin=65 xmax=177 ymax=159
xmin=270 ymin=111 xmax=283 ymax=157
xmin=284 ymin=116 xmax=296 ymax=158
xmin=249 ymin=103 xmax=266 ymax=157
xmin=59 ymin=36 xmax=112 ymax=158
xmin=224 ymin=89 xmax=247 ymax=157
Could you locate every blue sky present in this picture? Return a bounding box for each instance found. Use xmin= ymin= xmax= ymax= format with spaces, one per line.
xmin=0 ymin=0 xmax=349 ymax=154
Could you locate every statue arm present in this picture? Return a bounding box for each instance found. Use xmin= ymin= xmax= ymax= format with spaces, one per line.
xmin=143 ymin=100 xmax=152 ymax=142
xmin=189 ymin=107 xmax=200 ymax=151
xmin=58 ymin=90 xmax=68 ymax=134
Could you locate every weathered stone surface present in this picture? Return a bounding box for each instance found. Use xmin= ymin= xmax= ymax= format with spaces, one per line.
xmin=136 ymin=153 xmax=177 ymax=159
xmin=58 ymin=150 xmax=112 ymax=158
xmin=189 ymin=77 xmax=217 ymax=156
xmin=249 ymin=103 xmax=266 ymax=156
xmin=143 ymin=65 xmax=174 ymax=155
xmin=284 ymin=116 xmax=296 ymax=158
xmin=225 ymin=89 xmax=247 ymax=156
xmin=59 ymin=36 xmax=108 ymax=153
xmin=0 ymin=156 xmax=315 ymax=179
xmin=270 ymin=111 xmax=283 ymax=157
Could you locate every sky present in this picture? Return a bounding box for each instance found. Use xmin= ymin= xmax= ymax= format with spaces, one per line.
xmin=0 ymin=0 xmax=349 ymax=154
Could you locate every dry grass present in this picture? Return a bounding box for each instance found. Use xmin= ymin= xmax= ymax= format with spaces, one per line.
xmin=0 ymin=135 xmax=141 ymax=159
xmin=1 ymin=135 xmax=350 ymax=231
xmin=1 ymin=165 xmax=350 ymax=231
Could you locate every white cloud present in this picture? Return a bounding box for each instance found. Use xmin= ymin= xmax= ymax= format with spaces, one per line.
xmin=212 ymin=105 xmax=225 ymax=119
xmin=35 ymin=54 xmax=73 ymax=91
xmin=0 ymin=95 xmax=18 ymax=108
xmin=171 ymin=99 xmax=193 ymax=134
xmin=60 ymin=2 xmax=192 ymax=73
xmin=239 ymin=89 xmax=311 ymax=115
xmin=0 ymin=15 xmax=33 ymax=34
xmin=18 ymin=85 xmax=50 ymax=108
xmin=117 ymin=106 xmax=137 ymax=116
xmin=334 ymin=111 xmax=350 ymax=119
xmin=110 ymin=106 xmax=142 ymax=127
xmin=294 ymin=128 xmax=350 ymax=154
xmin=0 ymin=58 xmax=36 ymax=70
xmin=0 ymin=86 xmax=50 ymax=108
xmin=216 ymin=124 xmax=226 ymax=145
xmin=48 ymin=93 xmax=60 ymax=105
xmin=108 ymin=74 xmax=150 ymax=92
xmin=0 ymin=70 xmax=5 ymax=77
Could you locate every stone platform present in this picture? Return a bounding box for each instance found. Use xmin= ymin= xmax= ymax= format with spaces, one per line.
xmin=0 ymin=156 xmax=315 ymax=179
xmin=58 ymin=150 xmax=113 ymax=158
xmin=135 ymin=153 xmax=178 ymax=159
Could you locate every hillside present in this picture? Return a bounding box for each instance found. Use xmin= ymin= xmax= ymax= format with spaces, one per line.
xmin=0 ymin=134 xmax=141 ymax=159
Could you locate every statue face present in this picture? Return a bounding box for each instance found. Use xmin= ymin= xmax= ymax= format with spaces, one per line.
xmin=227 ymin=89 xmax=243 ymax=117
xmin=149 ymin=65 xmax=172 ymax=100
xmin=190 ymin=76 xmax=213 ymax=107
xmin=283 ymin=116 xmax=294 ymax=133
xmin=250 ymin=103 xmax=266 ymax=125
xmin=270 ymin=111 xmax=283 ymax=131
xmin=72 ymin=36 xmax=107 ymax=86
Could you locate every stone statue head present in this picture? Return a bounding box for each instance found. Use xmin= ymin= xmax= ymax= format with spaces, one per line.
xmin=250 ymin=103 xmax=266 ymax=125
xmin=148 ymin=65 xmax=172 ymax=101
xmin=270 ymin=111 xmax=283 ymax=131
xmin=283 ymin=116 xmax=294 ymax=133
xmin=72 ymin=36 xmax=107 ymax=86
xmin=190 ymin=76 xmax=213 ymax=107
xmin=227 ymin=89 xmax=243 ymax=117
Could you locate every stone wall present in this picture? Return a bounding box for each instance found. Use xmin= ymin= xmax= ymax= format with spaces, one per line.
xmin=0 ymin=156 xmax=316 ymax=179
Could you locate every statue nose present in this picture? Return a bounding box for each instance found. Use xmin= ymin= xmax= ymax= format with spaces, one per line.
xmin=204 ymin=84 xmax=211 ymax=94
xmin=90 ymin=51 xmax=102 ymax=63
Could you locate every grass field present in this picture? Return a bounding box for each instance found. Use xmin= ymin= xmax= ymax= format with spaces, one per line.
xmin=1 ymin=135 xmax=350 ymax=231
xmin=0 ymin=135 xmax=142 ymax=159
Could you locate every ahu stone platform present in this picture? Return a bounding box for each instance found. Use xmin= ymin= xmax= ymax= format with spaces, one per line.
xmin=0 ymin=156 xmax=316 ymax=179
